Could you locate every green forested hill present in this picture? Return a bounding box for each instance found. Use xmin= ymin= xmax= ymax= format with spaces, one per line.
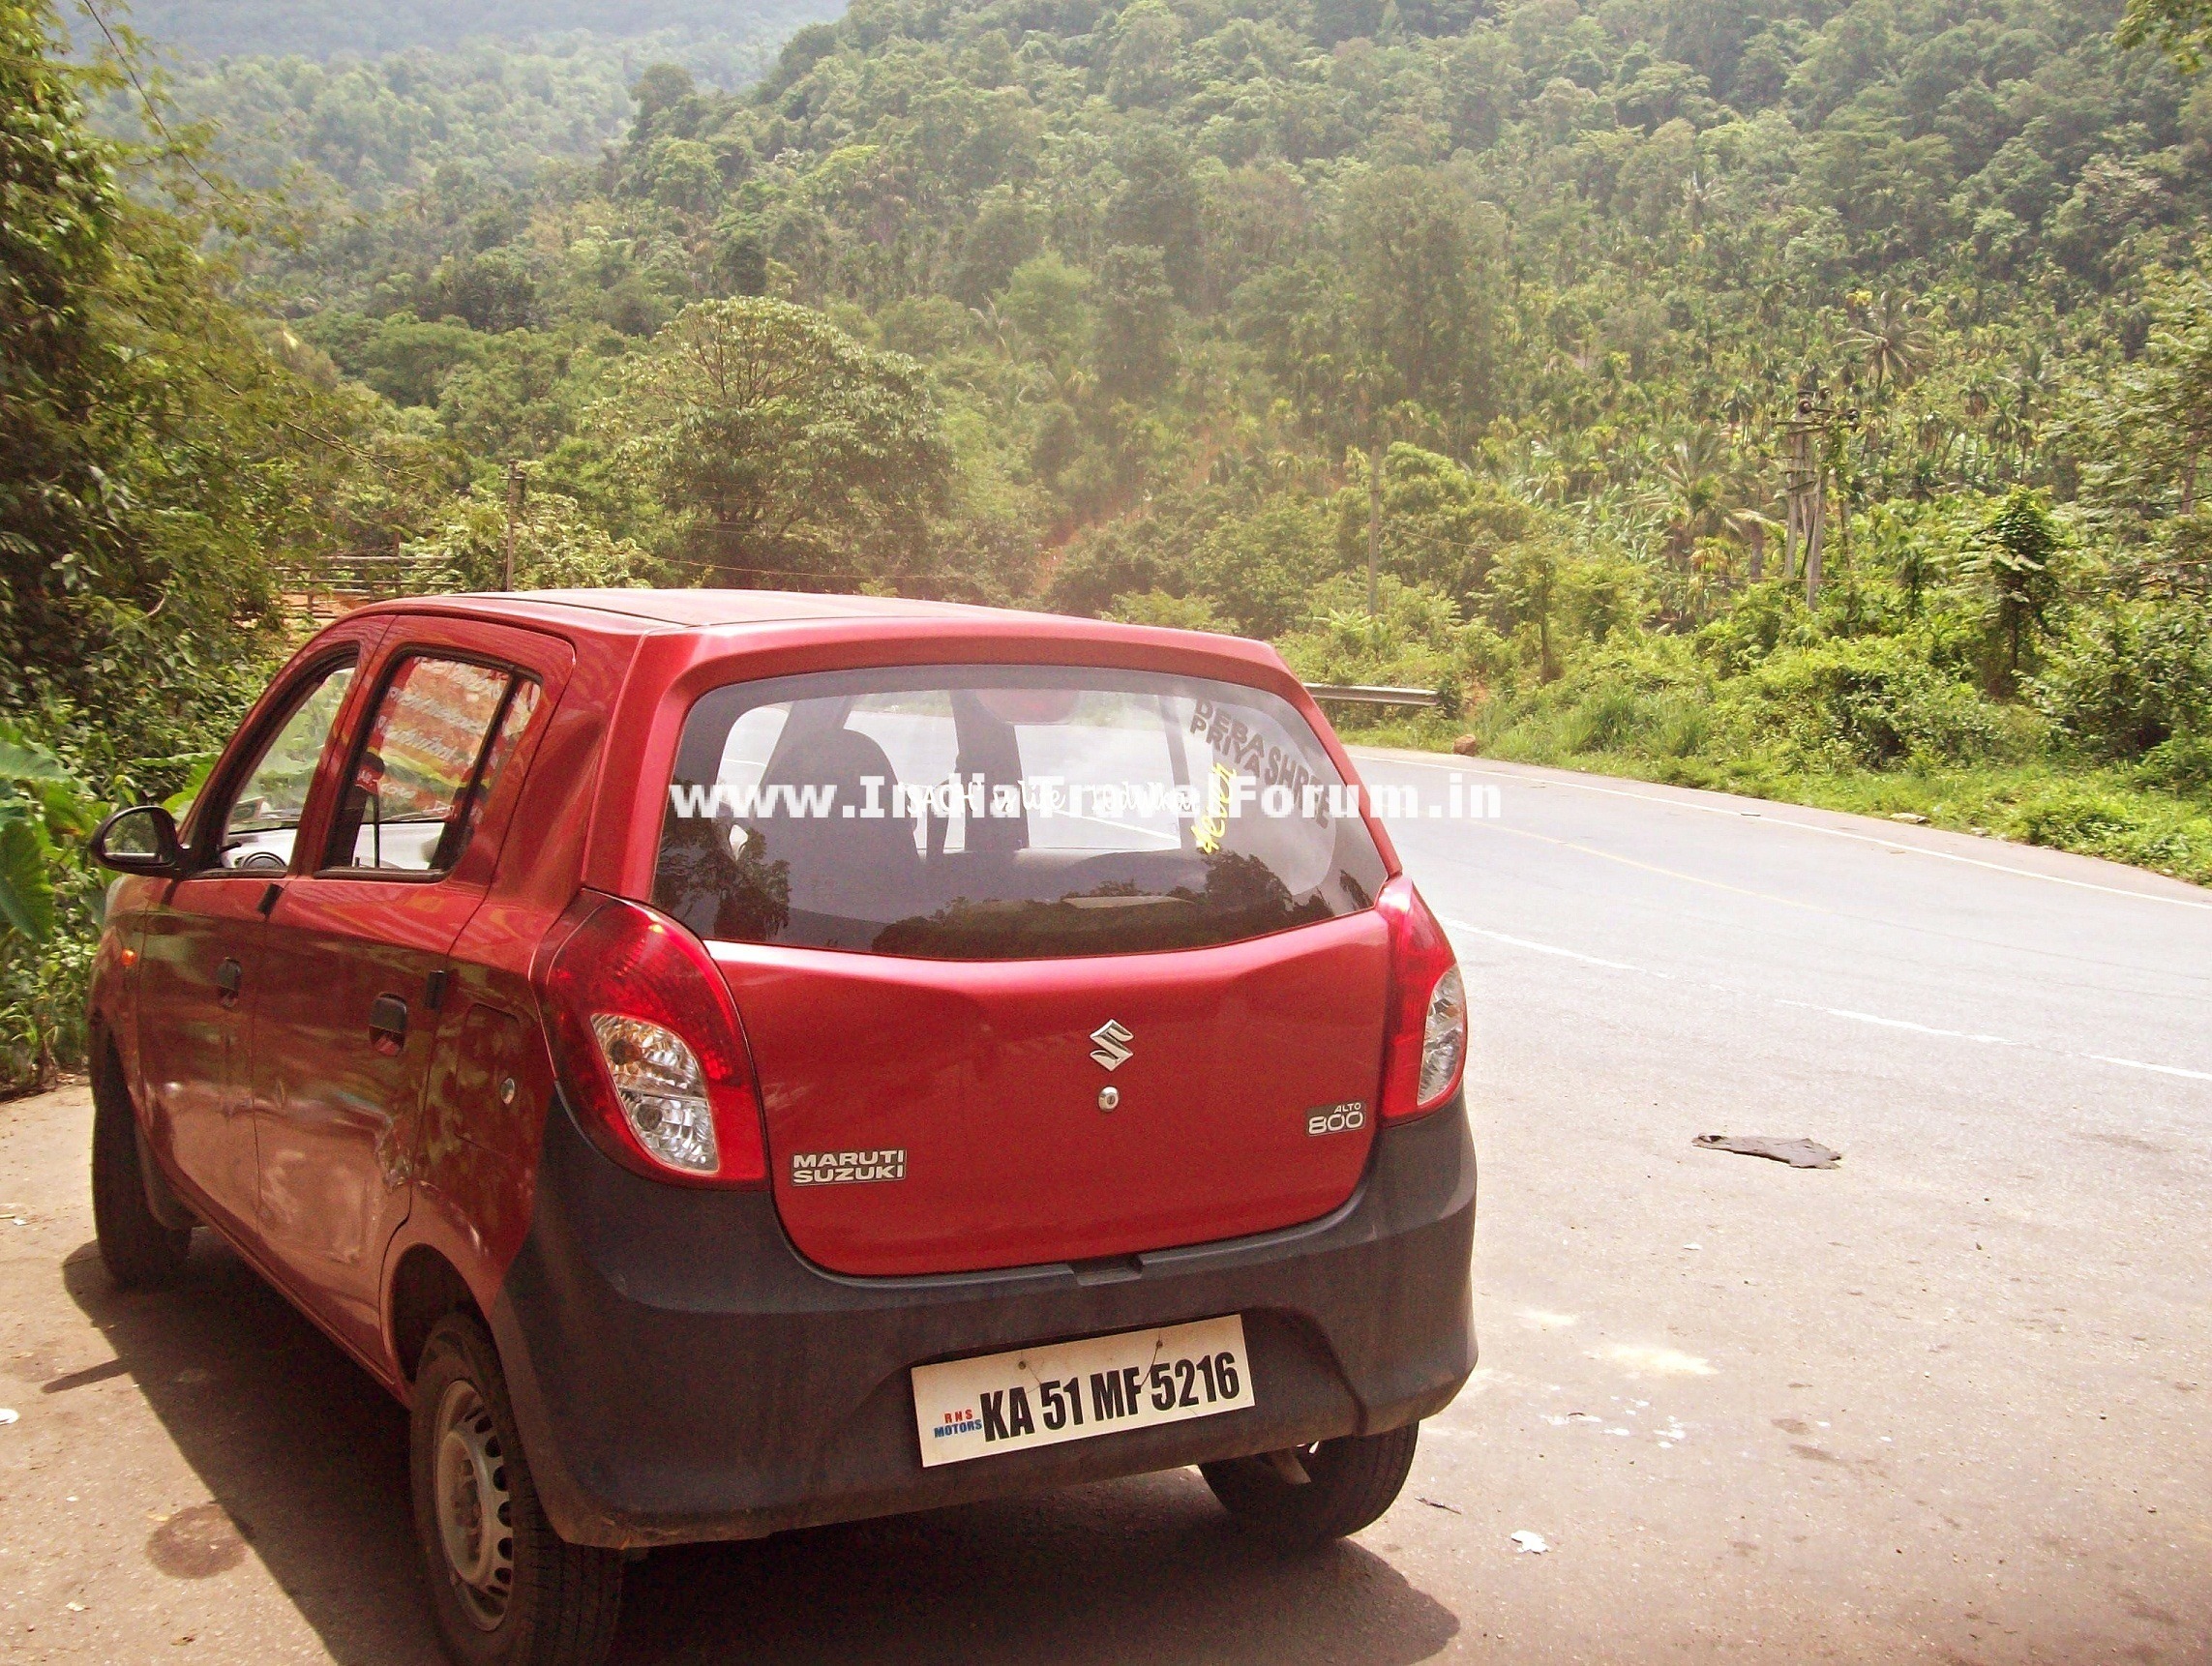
xmin=107 ymin=45 xmax=644 ymax=203
xmin=111 ymin=0 xmax=838 ymax=59
xmin=262 ymin=2 xmax=2212 ymax=626
xmin=89 ymin=0 xmax=842 ymax=208
xmin=153 ymin=0 xmax=2212 ymax=862
xmin=8 ymin=0 xmax=2212 ymax=1088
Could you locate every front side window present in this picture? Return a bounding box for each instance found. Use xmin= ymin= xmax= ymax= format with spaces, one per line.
xmin=213 ymin=659 xmax=356 ymax=872
xmin=654 ymin=665 xmax=1387 ymax=959
xmin=323 ymin=655 xmax=539 ymax=876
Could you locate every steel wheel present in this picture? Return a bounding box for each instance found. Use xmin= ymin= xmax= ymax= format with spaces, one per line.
xmin=1201 ymin=1422 xmax=1421 ymax=1551
xmin=433 ymin=1379 xmax=516 ymax=1630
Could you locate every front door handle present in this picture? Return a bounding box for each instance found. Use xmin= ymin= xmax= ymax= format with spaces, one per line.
xmin=214 ymin=958 xmax=243 ymax=1005
xmin=369 ymin=994 xmax=409 ymax=1056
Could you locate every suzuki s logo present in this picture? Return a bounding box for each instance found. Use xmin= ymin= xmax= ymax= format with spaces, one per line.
xmin=1089 ymin=1020 xmax=1134 ymax=1072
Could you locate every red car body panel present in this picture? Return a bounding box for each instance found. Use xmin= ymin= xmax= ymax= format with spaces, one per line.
xmin=253 ymin=618 xmax=577 ymax=1361
xmin=131 ymin=872 xmax=277 ymax=1236
xmin=720 ymin=911 xmax=1391 ymax=1277
xmin=92 ymin=589 xmax=1426 ymax=1407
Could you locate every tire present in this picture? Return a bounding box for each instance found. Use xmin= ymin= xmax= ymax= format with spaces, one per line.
xmin=1201 ymin=1423 xmax=1420 ymax=1553
xmin=410 ymin=1311 xmax=624 ymax=1666
xmin=90 ymin=1048 xmax=192 ymax=1289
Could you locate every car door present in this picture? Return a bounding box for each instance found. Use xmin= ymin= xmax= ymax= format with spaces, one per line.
xmin=251 ymin=620 xmax=570 ymax=1354
xmin=133 ymin=637 xmax=378 ymax=1237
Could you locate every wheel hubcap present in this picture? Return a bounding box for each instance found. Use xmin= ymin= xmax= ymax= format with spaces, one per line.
xmin=433 ymin=1380 xmax=514 ymax=1630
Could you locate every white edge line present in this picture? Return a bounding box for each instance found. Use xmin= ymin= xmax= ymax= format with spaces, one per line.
xmin=1440 ymin=919 xmax=1662 ymax=976
xmin=1773 ymin=998 xmax=2019 ymax=1047
xmin=1360 ymin=751 xmax=2212 ymax=914
xmin=2087 ymin=1055 xmax=2212 ymax=1083
xmin=1450 ymin=921 xmax=2212 ymax=1084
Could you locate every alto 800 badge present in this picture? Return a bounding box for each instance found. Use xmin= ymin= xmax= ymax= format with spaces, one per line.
xmin=1305 ymin=1101 xmax=1367 ymax=1137
xmin=790 ymin=1148 xmax=907 ymax=1185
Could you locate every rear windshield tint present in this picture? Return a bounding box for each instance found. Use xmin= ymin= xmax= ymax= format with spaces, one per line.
xmin=653 ymin=665 xmax=1388 ymax=959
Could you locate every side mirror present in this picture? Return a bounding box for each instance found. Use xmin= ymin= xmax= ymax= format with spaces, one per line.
xmin=90 ymin=805 xmax=185 ymax=877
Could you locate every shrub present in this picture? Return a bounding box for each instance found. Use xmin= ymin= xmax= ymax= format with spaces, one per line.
xmin=1694 ymin=580 xmax=1811 ymax=676
xmin=1106 ymin=589 xmax=1230 ymax=631
xmin=1274 ymin=578 xmax=1500 ymax=719
xmin=1726 ymin=637 xmax=2008 ymax=770
xmin=2008 ymin=786 xmax=2211 ymax=880
xmin=1564 ymin=686 xmax=1647 ymax=754
xmin=1558 ymin=685 xmax=1712 ymax=759
xmin=2032 ymin=601 xmax=2212 ymax=759
xmin=0 ymin=724 xmax=103 ymax=1094
xmin=1189 ymin=498 xmax=1331 ymax=638
xmin=2137 ymin=733 xmax=2212 ymax=794
xmin=405 ymin=484 xmax=664 ymax=590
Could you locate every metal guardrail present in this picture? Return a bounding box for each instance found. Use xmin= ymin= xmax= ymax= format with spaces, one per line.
xmin=279 ymin=550 xmax=427 ymax=632
xmin=1301 ymin=683 xmax=1442 ymax=709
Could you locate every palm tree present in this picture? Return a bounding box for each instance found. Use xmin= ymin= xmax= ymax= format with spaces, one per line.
xmin=1719 ymin=381 xmax=1760 ymax=435
xmin=1847 ymin=290 xmax=1934 ymax=397
xmin=1656 ymin=429 xmax=1730 ymax=567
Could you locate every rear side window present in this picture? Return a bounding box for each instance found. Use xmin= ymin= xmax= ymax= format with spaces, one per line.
xmin=323 ymin=656 xmax=540 ymax=875
xmin=653 ymin=665 xmax=1387 ymax=959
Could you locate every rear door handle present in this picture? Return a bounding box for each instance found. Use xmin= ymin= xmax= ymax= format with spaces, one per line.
xmin=369 ymin=994 xmax=409 ymax=1055
xmin=214 ymin=958 xmax=243 ymax=1004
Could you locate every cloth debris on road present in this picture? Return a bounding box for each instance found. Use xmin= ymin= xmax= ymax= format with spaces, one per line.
xmin=1510 ymin=1531 xmax=1550 ymax=1554
xmin=1693 ymin=1134 xmax=1842 ymax=1169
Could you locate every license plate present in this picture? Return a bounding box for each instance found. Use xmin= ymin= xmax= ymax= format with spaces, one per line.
xmin=912 ymin=1314 xmax=1253 ymax=1468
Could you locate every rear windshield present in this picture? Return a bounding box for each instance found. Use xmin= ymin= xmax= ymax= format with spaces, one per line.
xmin=653 ymin=665 xmax=1388 ymax=959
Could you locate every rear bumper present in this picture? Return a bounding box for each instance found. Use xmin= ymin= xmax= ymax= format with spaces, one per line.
xmin=493 ymin=1093 xmax=1477 ymax=1549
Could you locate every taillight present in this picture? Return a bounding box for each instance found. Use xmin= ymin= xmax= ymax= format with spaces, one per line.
xmin=539 ymin=895 xmax=767 ymax=1186
xmin=1378 ymin=877 xmax=1467 ymax=1120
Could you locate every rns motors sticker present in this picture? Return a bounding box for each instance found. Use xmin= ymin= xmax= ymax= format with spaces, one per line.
xmin=1305 ymin=1101 xmax=1367 ymax=1137
xmin=790 ymin=1148 xmax=907 ymax=1185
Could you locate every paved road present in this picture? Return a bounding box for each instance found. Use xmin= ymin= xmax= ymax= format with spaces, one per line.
xmin=2 ymin=755 xmax=2207 ymax=1663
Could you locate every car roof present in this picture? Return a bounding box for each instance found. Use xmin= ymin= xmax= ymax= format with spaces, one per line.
xmin=487 ymin=588 xmax=993 ymax=628
xmin=344 ymin=587 xmax=1286 ymax=669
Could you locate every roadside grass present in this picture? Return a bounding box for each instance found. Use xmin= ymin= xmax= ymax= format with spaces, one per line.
xmin=1326 ymin=710 xmax=2212 ymax=889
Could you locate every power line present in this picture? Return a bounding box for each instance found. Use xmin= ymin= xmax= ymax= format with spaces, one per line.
xmin=73 ymin=0 xmax=251 ymax=218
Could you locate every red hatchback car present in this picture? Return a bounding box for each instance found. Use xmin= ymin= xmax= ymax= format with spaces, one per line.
xmin=86 ymin=590 xmax=1477 ymax=1666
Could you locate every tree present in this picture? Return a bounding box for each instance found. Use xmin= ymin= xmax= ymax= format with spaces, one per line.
xmin=1105 ymin=0 xmax=1183 ymax=109
xmin=1093 ymin=245 xmax=1177 ymax=401
xmin=1964 ymin=489 xmax=2062 ymax=692
xmin=606 ymin=299 xmax=953 ymax=585
xmin=2 ymin=0 xmax=124 ymax=666
xmin=1189 ymin=499 xmax=1331 ymax=637
xmin=630 ymin=62 xmax=696 ymax=134
xmin=405 ymin=483 xmax=665 ymax=591
xmin=1340 ymin=168 xmax=1498 ymax=430
xmin=998 ymin=253 xmax=1092 ymax=356
xmin=0 ymin=724 xmax=92 ymax=945
xmin=2 ymin=0 xmax=365 ymax=748
xmin=1104 ymin=124 xmax=1203 ymax=300
xmin=1489 ymin=540 xmax=1566 ymax=682
xmin=2117 ymin=0 xmax=2212 ymax=73
xmin=1847 ymin=291 xmax=1933 ymax=397
xmin=2123 ymin=270 xmax=2212 ymax=516
xmin=949 ymin=187 xmax=1041 ymax=306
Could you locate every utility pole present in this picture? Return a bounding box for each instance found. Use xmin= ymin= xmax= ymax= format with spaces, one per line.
xmin=1781 ymin=384 xmax=1857 ymax=608
xmin=503 ymin=461 xmax=523 ymax=592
